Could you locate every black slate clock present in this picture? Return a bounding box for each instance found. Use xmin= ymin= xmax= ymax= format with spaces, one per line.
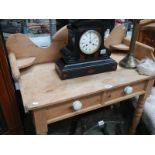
xmin=55 ymin=19 xmax=117 ymax=80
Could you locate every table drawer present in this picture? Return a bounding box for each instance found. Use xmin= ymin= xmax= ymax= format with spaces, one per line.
xmin=45 ymin=81 xmax=146 ymax=124
xmin=102 ymin=81 xmax=146 ymax=105
xmin=46 ymin=94 xmax=101 ymax=123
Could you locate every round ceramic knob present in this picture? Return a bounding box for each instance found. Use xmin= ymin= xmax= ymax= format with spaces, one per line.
xmin=124 ymin=86 xmax=133 ymax=95
xmin=72 ymin=100 xmax=82 ymax=111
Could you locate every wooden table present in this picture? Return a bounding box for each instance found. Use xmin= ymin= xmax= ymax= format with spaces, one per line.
xmin=20 ymin=53 xmax=155 ymax=134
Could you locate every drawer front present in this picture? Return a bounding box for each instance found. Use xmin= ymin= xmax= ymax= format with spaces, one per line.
xmin=46 ymin=94 xmax=101 ymax=123
xmin=45 ymin=81 xmax=146 ymax=124
xmin=102 ymin=81 xmax=146 ymax=105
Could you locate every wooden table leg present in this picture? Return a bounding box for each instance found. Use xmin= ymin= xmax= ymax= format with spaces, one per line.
xmin=33 ymin=109 xmax=48 ymax=135
xmin=129 ymin=79 xmax=154 ymax=134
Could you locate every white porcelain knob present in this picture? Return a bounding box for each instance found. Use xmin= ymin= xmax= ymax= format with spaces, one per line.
xmin=72 ymin=100 xmax=82 ymax=111
xmin=124 ymin=86 xmax=133 ymax=95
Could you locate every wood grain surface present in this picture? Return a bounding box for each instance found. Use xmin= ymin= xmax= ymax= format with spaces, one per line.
xmin=19 ymin=53 xmax=154 ymax=111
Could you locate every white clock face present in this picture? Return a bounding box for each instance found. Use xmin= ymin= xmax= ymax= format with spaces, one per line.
xmin=79 ymin=30 xmax=101 ymax=55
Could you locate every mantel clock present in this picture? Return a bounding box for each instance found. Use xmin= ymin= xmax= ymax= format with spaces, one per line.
xmin=55 ymin=20 xmax=117 ymax=79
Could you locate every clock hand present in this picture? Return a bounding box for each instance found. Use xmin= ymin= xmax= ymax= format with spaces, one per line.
xmin=89 ymin=32 xmax=91 ymax=43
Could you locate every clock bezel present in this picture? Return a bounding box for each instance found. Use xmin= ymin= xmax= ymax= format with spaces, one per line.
xmin=79 ymin=29 xmax=102 ymax=55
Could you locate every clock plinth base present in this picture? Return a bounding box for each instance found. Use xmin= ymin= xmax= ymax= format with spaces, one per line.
xmin=55 ymin=58 xmax=117 ymax=80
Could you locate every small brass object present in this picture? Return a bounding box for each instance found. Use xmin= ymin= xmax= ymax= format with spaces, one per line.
xmin=119 ymin=20 xmax=140 ymax=68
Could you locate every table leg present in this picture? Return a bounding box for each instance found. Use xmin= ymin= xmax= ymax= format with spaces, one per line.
xmin=33 ymin=109 xmax=48 ymax=135
xmin=129 ymin=79 xmax=154 ymax=134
